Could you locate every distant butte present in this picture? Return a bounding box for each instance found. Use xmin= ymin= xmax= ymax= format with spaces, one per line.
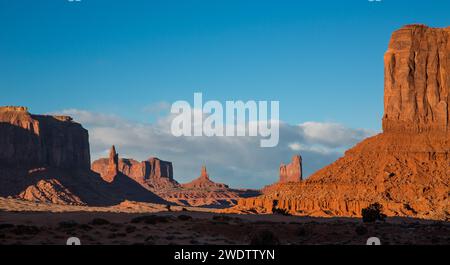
xmin=92 ymin=145 xmax=179 ymax=190
xmin=92 ymin=147 xmax=259 ymax=208
xmin=182 ymin=166 xmax=229 ymax=190
xmin=279 ymin=155 xmax=302 ymax=183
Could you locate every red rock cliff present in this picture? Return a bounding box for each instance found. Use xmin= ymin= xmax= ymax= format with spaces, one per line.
xmin=0 ymin=106 xmax=90 ymax=170
xmin=383 ymin=25 xmax=450 ymax=133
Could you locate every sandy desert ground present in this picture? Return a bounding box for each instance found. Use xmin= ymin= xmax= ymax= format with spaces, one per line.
xmin=0 ymin=198 xmax=448 ymax=245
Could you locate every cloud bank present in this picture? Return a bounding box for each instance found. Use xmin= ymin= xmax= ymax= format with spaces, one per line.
xmin=58 ymin=109 xmax=376 ymax=189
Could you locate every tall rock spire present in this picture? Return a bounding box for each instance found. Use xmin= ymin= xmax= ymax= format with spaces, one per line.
xmin=181 ymin=165 xmax=228 ymax=189
xmin=105 ymin=145 xmax=119 ymax=182
xmin=200 ymin=165 xmax=209 ymax=180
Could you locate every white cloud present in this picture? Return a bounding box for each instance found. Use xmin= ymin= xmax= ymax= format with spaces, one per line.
xmin=298 ymin=121 xmax=375 ymax=149
xmin=288 ymin=142 xmax=303 ymax=151
xmin=54 ymin=109 xmax=376 ymax=189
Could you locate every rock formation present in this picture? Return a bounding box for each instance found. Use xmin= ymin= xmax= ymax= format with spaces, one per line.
xmin=182 ymin=166 xmax=229 ymax=189
xmin=234 ymin=25 xmax=450 ymax=220
xmin=93 ymin=152 xmax=259 ymax=208
xmin=0 ymin=107 xmax=167 ymax=206
xmin=19 ymin=179 xmax=84 ymax=205
xmin=279 ymin=155 xmax=302 ymax=183
xmin=104 ymin=145 xmax=119 ymax=182
xmin=92 ymin=147 xmax=179 ymax=189
xmin=383 ymin=25 xmax=449 ymax=133
xmin=165 ymin=166 xmax=258 ymax=208
xmin=0 ymin=106 xmax=90 ymax=169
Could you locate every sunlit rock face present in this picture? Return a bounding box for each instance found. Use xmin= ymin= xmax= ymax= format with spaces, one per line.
xmin=234 ymin=25 xmax=450 ymax=221
xmin=383 ymin=25 xmax=450 ymax=133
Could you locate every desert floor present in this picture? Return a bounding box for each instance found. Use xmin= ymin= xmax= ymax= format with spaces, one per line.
xmin=0 ymin=198 xmax=448 ymax=245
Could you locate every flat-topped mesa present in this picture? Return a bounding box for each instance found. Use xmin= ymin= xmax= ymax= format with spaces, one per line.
xmin=145 ymin=157 xmax=174 ymax=182
xmin=0 ymin=106 xmax=90 ymax=170
xmin=0 ymin=106 xmax=29 ymax=112
xmin=279 ymin=155 xmax=302 ymax=183
xmin=383 ymin=25 xmax=450 ymax=133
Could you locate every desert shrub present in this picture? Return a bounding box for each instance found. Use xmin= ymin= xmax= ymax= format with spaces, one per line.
xmin=355 ymin=225 xmax=368 ymax=235
xmin=361 ymin=203 xmax=386 ymax=223
xmin=296 ymin=226 xmax=307 ymax=237
xmin=131 ymin=215 xmax=170 ymax=224
xmin=177 ymin=215 xmax=193 ymax=221
xmin=212 ymin=215 xmax=233 ymax=222
xmin=0 ymin=224 xmax=14 ymax=230
xmin=108 ymin=232 xmax=127 ymax=239
xmin=272 ymin=207 xmax=291 ymax=216
xmin=125 ymin=225 xmax=137 ymax=233
xmin=58 ymin=220 xmax=78 ymax=229
xmin=78 ymin=224 xmax=93 ymax=231
xmin=166 ymin=204 xmax=172 ymax=212
xmin=90 ymin=218 xmax=110 ymax=226
xmin=249 ymin=230 xmax=280 ymax=245
xmin=12 ymin=225 xmax=40 ymax=235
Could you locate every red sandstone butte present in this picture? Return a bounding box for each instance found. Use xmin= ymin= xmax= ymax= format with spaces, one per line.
xmin=92 ymin=146 xmax=179 ymax=189
xmin=235 ymin=25 xmax=450 ymax=221
xmin=0 ymin=106 xmax=90 ymax=170
xmin=279 ymin=155 xmax=303 ymax=183
xmin=383 ymin=25 xmax=450 ymax=133
xmin=181 ymin=166 xmax=229 ymax=190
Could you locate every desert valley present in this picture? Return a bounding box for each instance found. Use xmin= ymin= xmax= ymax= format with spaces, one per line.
xmin=0 ymin=24 xmax=449 ymax=245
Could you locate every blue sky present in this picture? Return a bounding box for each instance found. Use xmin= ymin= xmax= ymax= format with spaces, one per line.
xmin=0 ymin=0 xmax=449 ymax=187
xmin=1 ymin=0 xmax=449 ymax=129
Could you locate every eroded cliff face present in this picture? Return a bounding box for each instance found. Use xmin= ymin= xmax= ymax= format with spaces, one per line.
xmin=234 ymin=25 xmax=450 ymax=220
xmin=279 ymin=155 xmax=302 ymax=183
xmin=383 ymin=25 xmax=449 ymax=133
xmin=0 ymin=106 xmax=90 ymax=169
xmin=91 ymin=146 xmax=178 ymax=189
